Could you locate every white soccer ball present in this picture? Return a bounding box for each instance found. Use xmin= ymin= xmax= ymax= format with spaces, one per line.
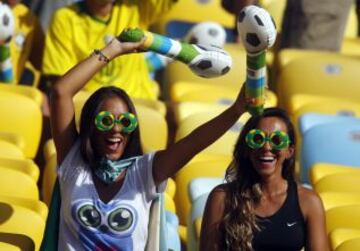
xmin=237 ymin=5 xmax=276 ymax=53
xmin=189 ymin=44 xmax=232 ymax=78
xmin=0 ymin=2 xmax=15 ymax=42
xmin=185 ymin=21 xmax=227 ymax=48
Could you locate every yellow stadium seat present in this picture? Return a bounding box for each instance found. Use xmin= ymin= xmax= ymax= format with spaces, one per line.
xmin=0 ymin=92 xmax=42 ymax=158
xmin=336 ymin=238 xmax=360 ymax=251
xmin=0 ymin=166 xmax=39 ymax=199
xmin=174 ymin=102 xmax=229 ymax=125
xmin=330 ymin=228 xmax=360 ymax=251
xmin=0 ymin=139 xmax=24 ymax=159
xmin=136 ymin=105 xmax=168 ymax=152
xmin=310 ymin=163 xmax=360 ymax=186
xmin=0 ymin=201 xmax=45 ymax=251
xmin=341 ymin=38 xmax=360 ymax=57
xmin=0 ymin=157 xmax=39 ymax=182
xmin=259 ymin=0 xmax=287 ymax=32
xmin=43 ymin=139 xmax=56 ymax=162
xmin=73 ymin=90 xmax=167 ymax=117
xmin=171 ymin=82 xmax=277 ymax=107
xmin=326 ymin=205 xmax=360 ymax=234
xmin=0 ymin=131 xmax=25 ymax=153
xmin=319 ymin=192 xmax=360 ymax=211
xmin=292 ymin=99 xmax=360 ymax=127
xmin=151 ymin=0 xmax=234 ymax=38
xmin=0 ymin=242 xmax=21 ymax=251
xmin=165 ymin=178 xmax=176 ymax=199
xmin=0 ymin=84 xmax=43 ymax=107
xmin=276 ymin=55 xmax=360 ymax=115
xmin=174 ymin=159 xmax=230 ymax=226
xmin=314 ymin=172 xmax=360 ymax=194
xmin=41 ymin=153 xmax=57 ymax=206
xmin=275 ymin=49 xmax=358 ymax=77
xmin=194 ymin=217 xmax=203 ymax=240
xmin=175 ymin=111 xmax=249 ymax=156
xmin=24 ymin=61 xmax=41 ymax=87
xmin=164 ymin=192 xmax=176 ymax=214
xmin=0 ymin=195 xmax=47 ymax=221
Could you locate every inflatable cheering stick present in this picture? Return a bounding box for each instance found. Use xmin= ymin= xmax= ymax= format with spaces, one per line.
xmin=118 ymin=28 xmax=232 ymax=78
xmin=237 ymin=5 xmax=277 ymax=115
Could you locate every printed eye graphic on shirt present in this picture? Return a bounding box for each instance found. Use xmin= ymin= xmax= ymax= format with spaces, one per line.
xmin=71 ymin=199 xmax=138 ymax=251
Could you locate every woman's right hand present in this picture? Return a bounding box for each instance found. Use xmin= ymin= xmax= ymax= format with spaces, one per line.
xmin=233 ymin=83 xmax=254 ymax=115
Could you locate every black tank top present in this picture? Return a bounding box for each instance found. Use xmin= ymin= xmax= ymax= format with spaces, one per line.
xmin=252 ymin=180 xmax=306 ymax=251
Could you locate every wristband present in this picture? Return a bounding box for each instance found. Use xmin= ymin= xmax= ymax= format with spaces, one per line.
xmin=93 ymin=49 xmax=110 ymax=63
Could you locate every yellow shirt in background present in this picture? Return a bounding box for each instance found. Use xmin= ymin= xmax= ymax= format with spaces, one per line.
xmin=10 ymin=3 xmax=42 ymax=84
xmin=43 ymin=0 xmax=176 ymax=100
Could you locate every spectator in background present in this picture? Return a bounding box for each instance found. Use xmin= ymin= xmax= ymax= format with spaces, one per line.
xmin=41 ymin=0 xmax=178 ymax=101
xmin=1 ymin=0 xmax=44 ymax=85
xmin=221 ymin=0 xmax=353 ymax=51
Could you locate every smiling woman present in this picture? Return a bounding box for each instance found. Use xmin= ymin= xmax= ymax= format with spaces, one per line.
xmin=45 ymin=32 xmax=251 ymax=250
xmin=200 ymin=107 xmax=330 ymax=251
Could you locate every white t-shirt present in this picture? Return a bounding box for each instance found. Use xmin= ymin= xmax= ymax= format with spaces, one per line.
xmin=57 ymin=141 xmax=166 ymax=251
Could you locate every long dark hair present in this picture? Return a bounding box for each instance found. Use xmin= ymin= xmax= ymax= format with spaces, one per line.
xmin=221 ymin=107 xmax=296 ymax=251
xmin=79 ymin=86 xmax=143 ymax=164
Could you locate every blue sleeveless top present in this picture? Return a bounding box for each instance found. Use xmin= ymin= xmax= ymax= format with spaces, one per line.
xmin=252 ymin=180 xmax=306 ymax=251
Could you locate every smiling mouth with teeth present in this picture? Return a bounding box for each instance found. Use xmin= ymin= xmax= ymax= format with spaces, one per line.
xmin=259 ymin=156 xmax=275 ymax=163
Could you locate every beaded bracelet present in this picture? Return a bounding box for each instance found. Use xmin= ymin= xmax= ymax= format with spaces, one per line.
xmin=93 ymin=49 xmax=110 ymax=63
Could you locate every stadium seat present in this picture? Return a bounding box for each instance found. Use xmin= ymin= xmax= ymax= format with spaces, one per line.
xmin=73 ymin=90 xmax=167 ymax=117
xmin=0 ymin=195 xmax=47 ymax=221
xmin=0 ymin=131 xmax=25 ymax=153
xmin=276 ymin=55 xmax=360 ymax=115
xmin=329 ymin=228 xmax=360 ymax=251
xmin=300 ymin=121 xmax=360 ymax=183
xmin=335 ymin=237 xmax=360 ymax=251
xmin=326 ymin=205 xmax=360 ymax=234
xmin=175 ymin=110 xmax=248 ymax=156
xmin=319 ymin=192 xmax=360 ymax=211
xmin=0 ymin=91 xmax=42 ymax=158
xmin=171 ymin=81 xmax=278 ymax=107
xmin=188 ymin=177 xmax=223 ymax=204
xmin=174 ymin=159 xmax=229 ymax=226
xmin=0 ymin=139 xmax=24 ymax=159
xmin=309 ymin=163 xmax=360 ymax=185
xmin=0 ymin=201 xmax=46 ymax=251
xmin=165 ymin=178 xmax=176 ymax=199
xmin=314 ymin=173 xmax=360 ymax=194
xmin=0 ymin=157 xmax=39 ymax=182
xmin=41 ymin=153 xmax=57 ymax=206
xmin=150 ymin=0 xmax=234 ymax=40
xmin=0 ymin=166 xmax=39 ymax=199
xmin=341 ymin=37 xmax=360 ymax=57
xmin=0 ymin=242 xmax=22 ymax=251
xmin=0 ymin=84 xmax=43 ymax=107
xmin=297 ymin=111 xmax=360 ymax=138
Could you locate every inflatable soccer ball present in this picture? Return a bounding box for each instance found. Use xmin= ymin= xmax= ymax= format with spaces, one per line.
xmin=185 ymin=21 xmax=227 ymax=48
xmin=237 ymin=5 xmax=276 ymax=53
xmin=0 ymin=2 xmax=15 ymax=42
xmin=189 ymin=44 xmax=232 ymax=78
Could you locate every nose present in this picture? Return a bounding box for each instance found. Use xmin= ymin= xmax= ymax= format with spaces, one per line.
xmin=111 ymin=122 xmax=123 ymax=133
xmin=262 ymin=141 xmax=272 ymax=151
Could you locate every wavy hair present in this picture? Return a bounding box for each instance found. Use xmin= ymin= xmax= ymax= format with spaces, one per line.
xmin=79 ymin=86 xmax=143 ymax=165
xmin=221 ymin=107 xmax=296 ymax=251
